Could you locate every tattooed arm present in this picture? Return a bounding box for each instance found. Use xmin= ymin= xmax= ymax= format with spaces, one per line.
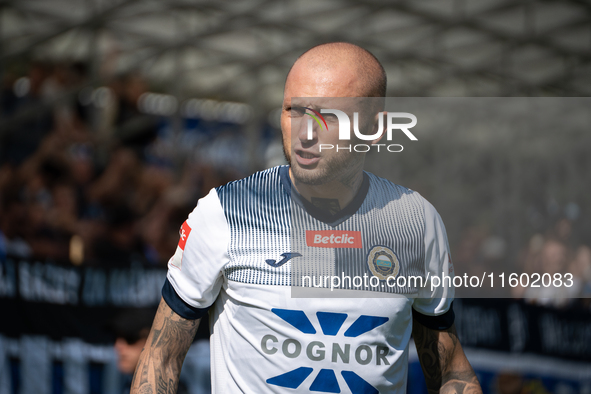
xmin=131 ymin=298 xmax=200 ymax=394
xmin=412 ymin=320 xmax=482 ymax=394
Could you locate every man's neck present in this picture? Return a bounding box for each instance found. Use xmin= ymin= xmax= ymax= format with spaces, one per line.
xmin=289 ymin=167 xmax=365 ymax=214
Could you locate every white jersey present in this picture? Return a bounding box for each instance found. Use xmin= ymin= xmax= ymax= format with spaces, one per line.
xmin=164 ymin=166 xmax=454 ymax=394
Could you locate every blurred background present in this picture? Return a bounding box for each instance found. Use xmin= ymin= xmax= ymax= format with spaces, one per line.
xmin=0 ymin=0 xmax=590 ymax=393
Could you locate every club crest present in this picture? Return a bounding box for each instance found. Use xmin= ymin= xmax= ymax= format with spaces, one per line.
xmin=367 ymin=245 xmax=400 ymax=280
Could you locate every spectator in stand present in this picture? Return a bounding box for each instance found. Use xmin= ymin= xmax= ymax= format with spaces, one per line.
xmin=0 ymin=188 xmax=32 ymax=259
xmin=568 ymin=245 xmax=591 ymax=308
xmin=524 ymin=238 xmax=572 ymax=308
xmin=1 ymin=62 xmax=54 ymax=165
xmin=90 ymin=204 xmax=144 ymax=267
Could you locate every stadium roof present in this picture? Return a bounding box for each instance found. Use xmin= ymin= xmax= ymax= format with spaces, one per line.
xmin=1 ymin=0 xmax=590 ymax=112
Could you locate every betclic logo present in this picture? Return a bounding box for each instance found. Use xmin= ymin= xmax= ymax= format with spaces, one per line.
xmin=305 ymin=230 xmax=362 ymax=248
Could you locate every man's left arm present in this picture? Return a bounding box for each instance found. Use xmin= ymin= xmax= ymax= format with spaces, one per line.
xmin=412 ymin=320 xmax=482 ymax=394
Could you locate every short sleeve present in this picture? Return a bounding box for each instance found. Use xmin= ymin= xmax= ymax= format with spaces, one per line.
xmin=412 ymin=199 xmax=455 ymax=328
xmin=164 ymin=188 xmax=230 ymax=319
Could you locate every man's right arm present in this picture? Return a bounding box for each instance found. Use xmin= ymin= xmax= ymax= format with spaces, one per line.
xmin=130 ymin=298 xmax=200 ymax=394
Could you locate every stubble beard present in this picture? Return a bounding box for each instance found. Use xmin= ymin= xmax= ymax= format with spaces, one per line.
xmin=282 ymin=136 xmax=362 ymax=186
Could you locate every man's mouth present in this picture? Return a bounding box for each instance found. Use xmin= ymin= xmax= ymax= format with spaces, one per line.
xmin=295 ymin=149 xmax=320 ymax=166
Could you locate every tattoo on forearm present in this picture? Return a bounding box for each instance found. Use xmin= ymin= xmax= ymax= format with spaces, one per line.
xmin=440 ymin=372 xmax=481 ymax=394
xmin=151 ymin=328 xmax=162 ymax=346
xmin=157 ymin=376 xmax=175 ymax=394
xmin=413 ymin=321 xmax=482 ymax=394
xmin=130 ymin=298 xmax=200 ymax=394
xmin=138 ymin=384 xmax=153 ymax=394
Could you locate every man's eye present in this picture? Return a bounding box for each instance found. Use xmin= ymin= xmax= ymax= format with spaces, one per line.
xmin=290 ymin=106 xmax=306 ymax=116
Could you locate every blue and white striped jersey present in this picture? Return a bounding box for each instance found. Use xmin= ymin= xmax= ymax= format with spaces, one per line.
xmin=164 ymin=165 xmax=454 ymax=394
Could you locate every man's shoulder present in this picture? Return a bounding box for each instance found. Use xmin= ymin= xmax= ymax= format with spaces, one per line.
xmin=364 ymin=171 xmax=425 ymax=203
xmin=213 ymin=166 xmax=287 ymax=206
xmin=216 ymin=166 xmax=284 ymax=191
xmin=364 ymin=172 xmax=444 ymax=229
xmin=366 ymin=173 xmax=444 ymax=224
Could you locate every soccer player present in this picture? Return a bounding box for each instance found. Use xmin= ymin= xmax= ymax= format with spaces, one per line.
xmin=131 ymin=42 xmax=482 ymax=394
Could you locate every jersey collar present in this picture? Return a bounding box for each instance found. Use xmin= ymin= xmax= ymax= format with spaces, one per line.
xmin=279 ymin=165 xmax=370 ymax=227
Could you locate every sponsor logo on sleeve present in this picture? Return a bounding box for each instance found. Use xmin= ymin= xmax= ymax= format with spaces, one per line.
xmin=178 ymin=221 xmax=191 ymax=250
xmin=305 ymin=230 xmax=362 ymax=249
xmin=170 ymin=221 xmax=192 ymax=270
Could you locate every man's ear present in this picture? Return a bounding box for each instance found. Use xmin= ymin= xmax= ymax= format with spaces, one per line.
xmin=369 ymin=111 xmax=387 ymax=145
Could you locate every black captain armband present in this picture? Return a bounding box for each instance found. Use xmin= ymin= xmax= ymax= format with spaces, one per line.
xmin=162 ymin=278 xmax=210 ymax=320
xmin=412 ymin=302 xmax=455 ymax=331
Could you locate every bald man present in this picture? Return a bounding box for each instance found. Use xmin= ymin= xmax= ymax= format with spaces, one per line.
xmin=132 ymin=43 xmax=482 ymax=394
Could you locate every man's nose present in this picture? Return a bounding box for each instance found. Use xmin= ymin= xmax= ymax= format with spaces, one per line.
xmin=298 ymin=116 xmax=317 ymax=143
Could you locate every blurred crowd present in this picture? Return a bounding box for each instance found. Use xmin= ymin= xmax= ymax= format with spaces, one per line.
xmin=453 ymin=218 xmax=591 ymax=309
xmin=0 ymin=61 xmax=243 ymax=267
xmin=1 ymin=61 xmax=590 ymax=310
